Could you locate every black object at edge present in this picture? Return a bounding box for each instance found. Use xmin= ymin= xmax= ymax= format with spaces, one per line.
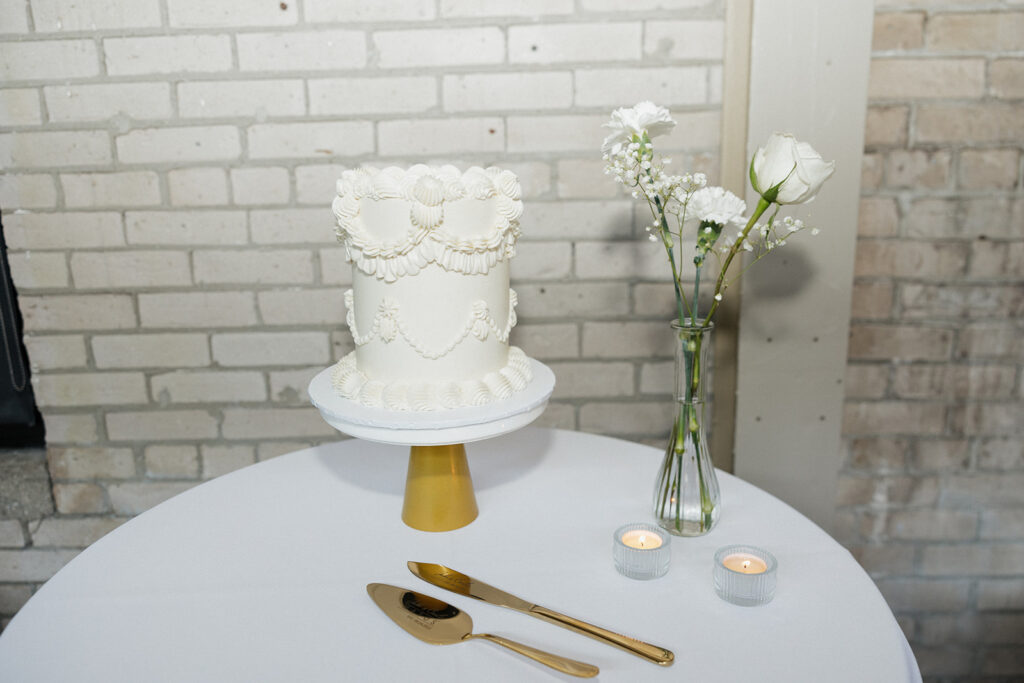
xmin=0 ymin=213 xmax=45 ymax=447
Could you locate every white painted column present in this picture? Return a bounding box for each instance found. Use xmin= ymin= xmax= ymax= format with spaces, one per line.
xmin=732 ymin=0 xmax=873 ymax=530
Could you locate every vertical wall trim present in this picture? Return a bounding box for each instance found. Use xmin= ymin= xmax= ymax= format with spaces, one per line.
xmin=733 ymin=0 xmax=873 ymax=530
xmin=712 ymin=0 xmax=754 ymax=474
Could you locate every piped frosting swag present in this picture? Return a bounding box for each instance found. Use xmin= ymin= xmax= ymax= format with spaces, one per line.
xmin=333 ymin=164 xmax=524 ymax=282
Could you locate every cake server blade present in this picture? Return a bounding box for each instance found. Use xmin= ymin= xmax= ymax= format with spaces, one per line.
xmin=407 ymin=561 xmax=675 ymax=666
xmin=366 ymin=583 xmax=598 ymax=678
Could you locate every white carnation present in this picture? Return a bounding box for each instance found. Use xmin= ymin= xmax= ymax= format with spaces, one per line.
xmin=601 ymin=101 xmax=676 ymax=155
xmin=689 ymin=186 xmax=746 ymax=226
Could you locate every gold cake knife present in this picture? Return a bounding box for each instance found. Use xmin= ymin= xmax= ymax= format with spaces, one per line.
xmin=408 ymin=561 xmax=674 ymax=666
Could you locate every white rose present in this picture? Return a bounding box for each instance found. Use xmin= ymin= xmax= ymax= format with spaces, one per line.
xmin=751 ymin=133 xmax=835 ymax=205
xmin=602 ymin=101 xmax=676 ymax=154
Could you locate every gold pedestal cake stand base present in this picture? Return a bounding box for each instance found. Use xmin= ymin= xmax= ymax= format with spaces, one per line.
xmin=402 ymin=444 xmax=478 ymax=532
xmin=307 ymin=359 xmax=555 ymax=533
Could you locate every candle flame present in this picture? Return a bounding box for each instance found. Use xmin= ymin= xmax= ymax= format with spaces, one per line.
xmin=742 ymin=560 xmax=751 ymax=570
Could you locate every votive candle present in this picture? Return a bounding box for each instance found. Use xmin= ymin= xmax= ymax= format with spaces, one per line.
xmin=613 ymin=523 xmax=671 ymax=580
xmin=713 ymin=545 xmax=777 ymax=606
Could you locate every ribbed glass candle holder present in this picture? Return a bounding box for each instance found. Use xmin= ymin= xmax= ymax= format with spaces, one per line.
xmin=613 ymin=523 xmax=671 ymax=580
xmin=713 ymin=545 xmax=777 ymax=606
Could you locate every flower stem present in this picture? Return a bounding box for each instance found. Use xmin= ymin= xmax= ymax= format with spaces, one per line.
xmin=687 ymin=330 xmax=711 ymax=529
xmin=703 ymin=197 xmax=772 ymax=324
xmin=652 ymin=197 xmax=690 ymax=325
xmin=692 ymin=264 xmax=701 ymax=325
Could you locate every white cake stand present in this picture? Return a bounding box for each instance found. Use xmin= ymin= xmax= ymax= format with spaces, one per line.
xmin=308 ymin=359 xmax=555 ymax=532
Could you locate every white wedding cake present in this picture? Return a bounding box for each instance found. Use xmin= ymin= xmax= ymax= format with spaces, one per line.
xmin=329 ymin=164 xmax=534 ymax=411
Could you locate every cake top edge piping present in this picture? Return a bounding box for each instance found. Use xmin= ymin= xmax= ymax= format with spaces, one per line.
xmin=340 ymin=163 xmax=516 ymax=179
xmin=336 ymin=164 xmax=521 ymax=202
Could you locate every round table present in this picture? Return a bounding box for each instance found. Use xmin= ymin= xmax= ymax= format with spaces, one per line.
xmin=0 ymin=428 xmax=920 ymax=682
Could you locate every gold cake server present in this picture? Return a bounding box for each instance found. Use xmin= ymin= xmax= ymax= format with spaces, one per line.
xmin=367 ymin=583 xmax=598 ymax=678
xmin=408 ymin=561 xmax=674 ymax=666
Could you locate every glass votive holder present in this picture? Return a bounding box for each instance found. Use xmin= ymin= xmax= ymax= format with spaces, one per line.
xmin=613 ymin=523 xmax=671 ymax=580
xmin=713 ymin=545 xmax=778 ymax=606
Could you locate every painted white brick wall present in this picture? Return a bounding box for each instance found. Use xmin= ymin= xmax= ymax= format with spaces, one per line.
xmin=0 ymin=174 xmax=56 ymax=208
xmin=178 ymin=81 xmax=306 ymax=119
xmin=61 ymin=172 xmax=162 ymax=208
xmin=443 ymin=72 xmax=574 ymax=112
xmin=237 ymin=30 xmax=366 ymax=72
xmin=248 ymin=121 xmax=374 ymax=159
xmin=31 ymin=0 xmax=162 ymax=31
xmin=0 ymin=0 xmax=726 ymax=633
xmin=116 ymin=126 xmax=242 ymax=163
xmin=44 ymin=83 xmax=172 ymax=123
xmin=373 ymin=27 xmax=505 ymax=68
xmin=377 ymin=117 xmax=505 ymax=155
xmin=231 ymin=168 xmax=291 ymax=206
xmin=1 ymin=40 xmax=99 ymax=79
xmin=309 ymin=76 xmax=437 ymax=115
xmin=104 ymin=35 xmax=234 ymax=75
xmin=126 ymin=210 xmax=247 ymax=243
xmin=1 ymin=130 xmax=111 ymax=167
xmin=92 ymin=333 xmax=211 ymax=369
xmin=306 ymin=0 xmax=436 ymax=23
xmin=1 ymin=89 xmax=43 ymax=126
xmin=167 ymin=0 xmax=297 ymax=28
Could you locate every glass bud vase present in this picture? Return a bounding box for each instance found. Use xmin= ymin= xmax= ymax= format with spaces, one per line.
xmin=653 ymin=320 xmax=721 ymax=536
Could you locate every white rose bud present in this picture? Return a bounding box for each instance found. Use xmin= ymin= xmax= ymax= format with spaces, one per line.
xmin=751 ymin=133 xmax=835 ymax=205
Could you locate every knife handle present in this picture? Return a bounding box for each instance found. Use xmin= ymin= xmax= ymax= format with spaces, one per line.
xmin=529 ymin=605 xmax=675 ymax=666
xmin=471 ymin=633 xmax=599 ymax=678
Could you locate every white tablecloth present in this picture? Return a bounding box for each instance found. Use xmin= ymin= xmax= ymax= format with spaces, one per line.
xmin=0 ymin=428 xmax=920 ymax=682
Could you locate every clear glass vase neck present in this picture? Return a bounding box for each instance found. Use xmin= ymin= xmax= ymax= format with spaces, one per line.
xmin=670 ymin=318 xmax=714 ymax=331
xmin=671 ymin=319 xmax=713 ymax=404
